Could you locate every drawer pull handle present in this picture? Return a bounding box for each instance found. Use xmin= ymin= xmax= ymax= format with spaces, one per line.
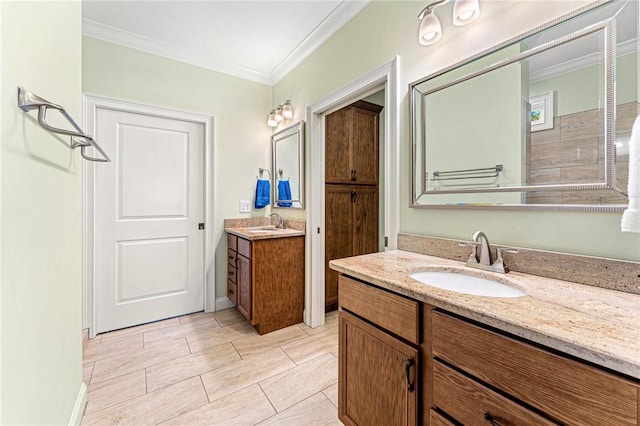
xmin=228 ymin=271 xmax=234 ymax=276
xmin=484 ymin=413 xmax=503 ymax=426
xmin=228 ymin=289 xmax=234 ymax=295
xmin=405 ymin=358 xmax=415 ymax=392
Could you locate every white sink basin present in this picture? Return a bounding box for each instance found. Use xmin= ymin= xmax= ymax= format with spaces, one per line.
xmin=410 ymin=270 xmax=525 ymax=298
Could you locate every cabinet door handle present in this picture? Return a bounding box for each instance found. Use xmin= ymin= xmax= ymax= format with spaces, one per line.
xmin=351 ymin=169 xmax=356 ymax=181
xmin=228 ymin=270 xmax=235 ymax=277
xmin=350 ymin=191 xmax=355 ymax=203
xmin=405 ymin=358 xmax=415 ymax=392
xmin=228 ymin=288 xmax=234 ymax=295
xmin=484 ymin=413 xmax=503 ymax=426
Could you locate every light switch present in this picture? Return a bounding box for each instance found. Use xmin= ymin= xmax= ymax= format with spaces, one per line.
xmin=239 ymin=200 xmax=251 ymax=213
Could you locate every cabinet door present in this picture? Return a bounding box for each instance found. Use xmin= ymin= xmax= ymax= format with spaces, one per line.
xmin=339 ymin=310 xmax=418 ymax=426
xmin=237 ymin=254 xmax=252 ymax=321
xmin=352 ymin=186 xmax=378 ymax=256
xmin=325 ymin=107 xmax=352 ymax=183
xmin=325 ymin=185 xmax=353 ymax=308
xmin=351 ymin=107 xmax=379 ymax=185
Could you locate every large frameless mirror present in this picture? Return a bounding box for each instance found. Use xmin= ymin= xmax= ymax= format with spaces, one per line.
xmin=410 ymin=0 xmax=638 ymax=211
xmin=272 ymin=120 xmax=304 ymax=209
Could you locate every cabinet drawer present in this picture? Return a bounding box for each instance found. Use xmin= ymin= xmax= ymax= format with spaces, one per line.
xmin=237 ymin=237 xmax=251 ymax=258
xmin=227 ymin=279 xmax=237 ymax=306
xmin=433 ymin=361 xmax=556 ymax=426
xmin=227 ymin=234 xmax=237 ymax=251
xmin=227 ymin=265 xmax=237 ymax=284
xmin=429 ymin=410 xmax=456 ymax=426
xmin=227 ymin=248 xmax=237 ymax=267
xmin=339 ymin=275 xmax=419 ymax=344
xmin=432 ymin=312 xmax=639 ymax=426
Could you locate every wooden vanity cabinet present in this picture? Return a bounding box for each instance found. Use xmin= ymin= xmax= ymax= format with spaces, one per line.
xmin=338 ymin=275 xmax=420 ymax=426
xmin=336 ymin=272 xmax=640 ymax=426
xmin=227 ymin=233 xmax=304 ymax=335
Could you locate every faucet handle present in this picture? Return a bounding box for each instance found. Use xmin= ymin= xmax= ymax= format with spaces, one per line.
xmin=459 ymin=241 xmax=480 ymax=263
xmin=493 ymin=247 xmax=518 ymax=273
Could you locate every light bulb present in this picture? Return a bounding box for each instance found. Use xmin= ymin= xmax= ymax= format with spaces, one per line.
xmin=453 ymin=0 xmax=480 ymax=26
xmin=418 ymin=9 xmax=442 ymax=46
xmin=282 ymin=100 xmax=293 ymax=120
xmin=267 ymin=110 xmax=278 ymax=127
xmin=274 ymin=106 xmax=284 ymax=123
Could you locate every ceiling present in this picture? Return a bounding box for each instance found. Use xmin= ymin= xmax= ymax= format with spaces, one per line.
xmin=82 ymin=0 xmax=371 ymax=86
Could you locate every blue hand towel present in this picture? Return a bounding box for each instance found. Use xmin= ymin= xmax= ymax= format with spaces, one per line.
xmin=255 ymin=179 xmax=270 ymax=209
xmin=277 ymin=180 xmax=292 ymax=207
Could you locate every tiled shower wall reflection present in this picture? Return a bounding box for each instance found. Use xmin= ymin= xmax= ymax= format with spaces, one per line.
xmin=526 ymin=102 xmax=637 ymax=205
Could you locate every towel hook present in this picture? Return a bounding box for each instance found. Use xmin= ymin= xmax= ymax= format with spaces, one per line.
xmin=258 ymin=168 xmax=271 ymax=180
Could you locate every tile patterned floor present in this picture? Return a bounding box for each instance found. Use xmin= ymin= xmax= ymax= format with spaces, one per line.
xmin=82 ymin=309 xmax=341 ymax=425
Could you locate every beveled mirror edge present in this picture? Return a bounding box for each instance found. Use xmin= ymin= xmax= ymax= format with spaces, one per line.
xmin=271 ymin=120 xmax=305 ymax=209
xmin=408 ymin=0 xmax=630 ymax=212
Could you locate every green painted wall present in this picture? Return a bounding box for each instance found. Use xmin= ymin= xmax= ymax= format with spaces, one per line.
xmin=82 ymin=36 xmax=273 ymax=303
xmin=530 ymin=53 xmax=638 ymax=116
xmin=1 ymin=1 xmax=84 ymax=423
xmin=274 ymin=0 xmax=639 ymax=261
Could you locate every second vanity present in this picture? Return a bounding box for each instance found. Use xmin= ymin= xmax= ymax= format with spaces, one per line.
xmin=330 ymin=248 xmax=640 ymax=426
xmin=226 ymin=221 xmax=305 ymax=335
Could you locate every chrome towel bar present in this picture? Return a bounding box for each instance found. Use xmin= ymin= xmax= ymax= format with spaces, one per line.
xmin=17 ymin=87 xmax=110 ymax=162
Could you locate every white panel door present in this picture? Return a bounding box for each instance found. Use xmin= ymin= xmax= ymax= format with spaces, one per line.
xmin=94 ymin=107 xmax=204 ymax=334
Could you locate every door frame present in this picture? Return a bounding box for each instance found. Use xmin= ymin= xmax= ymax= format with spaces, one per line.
xmin=82 ymin=94 xmax=215 ymax=337
xmin=306 ymin=56 xmax=400 ymax=328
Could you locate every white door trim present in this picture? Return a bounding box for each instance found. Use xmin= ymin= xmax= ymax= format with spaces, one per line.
xmin=82 ymin=94 xmax=215 ymax=336
xmin=306 ymin=56 xmax=400 ymax=328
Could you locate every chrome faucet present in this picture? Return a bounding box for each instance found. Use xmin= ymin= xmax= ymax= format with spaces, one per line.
xmin=459 ymin=231 xmax=518 ymax=274
xmin=269 ymin=212 xmax=284 ymax=229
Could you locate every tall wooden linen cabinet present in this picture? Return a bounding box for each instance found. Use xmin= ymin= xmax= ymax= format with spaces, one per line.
xmin=325 ymin=100 xmax=383 ymax=311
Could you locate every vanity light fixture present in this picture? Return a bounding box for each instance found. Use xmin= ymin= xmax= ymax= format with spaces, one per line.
xmin=418 ymin=0 xmax=480 ymax=46
xmin=267 ymin=100 xmax=294 ymax=128
xmin=453 ymin=0 xmax=480 ymax=25
xmin=267 ymin=110 xmax=278 ymax=127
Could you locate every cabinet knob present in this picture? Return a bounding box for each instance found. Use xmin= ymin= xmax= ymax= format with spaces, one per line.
xmin=228 ymin=289 xmax=234 ymax=295
xmin=228 ymin=270 xmax=235 ymax=276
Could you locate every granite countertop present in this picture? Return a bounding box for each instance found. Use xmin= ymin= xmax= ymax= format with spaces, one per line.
xmin=329 ymin=250 xmax=640 ymax=380
xmin=226 ymin=225 xmax=305 ymax=241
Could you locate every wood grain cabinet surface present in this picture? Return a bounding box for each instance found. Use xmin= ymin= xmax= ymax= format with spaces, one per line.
xmin=431 ymin=311 xmax=640 ymax=426
xmin=337 ymin=273 xmax=640 ymax=426
xmin=226 ymin=234 xmax=304 ymax=335
xmin=325 ymin=100 xmax=382 ymax=185
xmin=325 ymin=100 xmax=382 ymax=312
xmin=338 ymin=276 xmax=420 ymax=426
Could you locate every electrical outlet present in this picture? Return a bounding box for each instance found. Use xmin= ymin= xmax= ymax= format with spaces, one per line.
xmin=239 ymin=201 xmax=251 ymax=213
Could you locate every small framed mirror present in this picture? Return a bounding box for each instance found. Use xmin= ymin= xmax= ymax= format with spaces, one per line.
xmin=272 ymin=120 xmax=305 ymax=208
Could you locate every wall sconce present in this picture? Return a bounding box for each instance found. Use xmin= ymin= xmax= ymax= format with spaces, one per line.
xmin=267 ymin=100 xmax=294 ymax=128
xmin=418 ymin=0 xmax=480 ymax=46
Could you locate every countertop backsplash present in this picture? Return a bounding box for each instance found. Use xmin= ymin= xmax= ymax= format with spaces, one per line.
xmin=398 ymin=233 xmax=640 ymax=295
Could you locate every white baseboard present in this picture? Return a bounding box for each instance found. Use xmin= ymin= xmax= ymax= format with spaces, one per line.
xmin=215 ymin=296 xmax=234 ymax=311
xmin=68 ymin=382 xmax=87 ymax=426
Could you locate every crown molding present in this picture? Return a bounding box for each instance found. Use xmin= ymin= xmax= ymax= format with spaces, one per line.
xmin=83 ymin=0 xmax=371 ymax=87
xmin=83 ymin=18 xmax=273 ymax=85
xmin=269 ymin=0 xmax=372 ymax=85
xmin=529 ymin=38 xmax=637 ymax=83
